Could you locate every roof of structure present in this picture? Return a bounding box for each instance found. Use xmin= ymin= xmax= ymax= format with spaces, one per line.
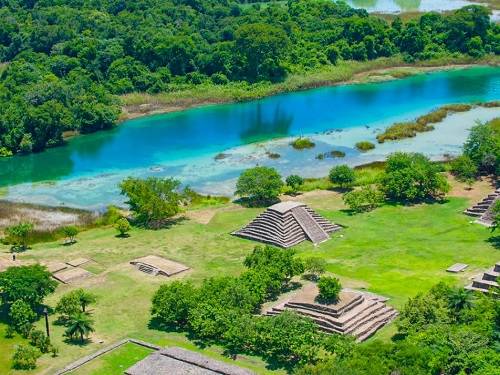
xmin=233 ymin=201 xmax=341 ymax=248
xmin=125 ymin=347 xmax=255 ymax=375
xmin=130 ymin=255 xmax=189 ymax=276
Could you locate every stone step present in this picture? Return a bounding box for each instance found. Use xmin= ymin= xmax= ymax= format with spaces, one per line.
xmin=285 ymin=294 xmax=364 ymax=317
xmin=355 ymin=311 xmax=399 ymax=342
xmin=472 ymin=277 xmax=498 ymax=290
xmin=351 ymin=309 xmax=398 ymax=340
xmin=483 ymin=269 xmax=499 ymax=281
xmin=292 ymin=207 xmax=329 ymax=244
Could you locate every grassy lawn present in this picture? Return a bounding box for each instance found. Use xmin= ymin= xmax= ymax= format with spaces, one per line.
xmin=0 ymin=324 xmax=28 ymax=374
xmin=0 ymin=179 xmax=497 ymax=374
xmin=69 ymin=342 xmax=153 ymax=375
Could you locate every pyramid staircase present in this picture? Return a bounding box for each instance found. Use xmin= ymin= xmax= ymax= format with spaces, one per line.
xmin=233 ymin=202 xmax=341 ymax=248
xmin=135 ymin=263 xmax=159 ymax=276
xmin=464 ymin=189 xmax=500 ymax=226
xmin=466 ymin=262 xmax=499 ymax=293
xmin=265 ymin=291 xmax=398 ymax=342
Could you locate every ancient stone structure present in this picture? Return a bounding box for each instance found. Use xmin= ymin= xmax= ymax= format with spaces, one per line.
xmin=265 ymin=284 xmax=398 ymax=342
xmin=233 ymin=201 xmax=341 ymax=248
xmin=125 ymin=347 xmax=255 ymax=375
xmin=464 ymin=189 xmax=500 ymax=226
xmin=130 ymin=255 xmax=189 ymax=276
xmin=466 ymin=262 xmax=499 ymax=293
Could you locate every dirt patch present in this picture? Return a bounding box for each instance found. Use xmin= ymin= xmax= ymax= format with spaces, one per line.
xmin=447 ymin=174 xmax=496 ymax=202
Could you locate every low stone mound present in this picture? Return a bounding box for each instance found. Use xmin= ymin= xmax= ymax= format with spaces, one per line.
xmin=466 ymin=261 xmax=500 ymax=293
xmin=233 ymin=201 xmax=342 ymax=248
xmin=464 ymin=189 xmax=500 ymax=226
xmin=66 ymin=258 xmax=91 ymax=267
xmin=53 ymin=267 xmax=93 ymax=284
xmin=125 ymin=346 xmax=255 ymax=375
xmin=130 ymin=255 xmax=189 ymax=277
xmin=265 ymin=284 xmax=398 ymax=342
xmin=43 ymin=261 xmax=69 ymax=274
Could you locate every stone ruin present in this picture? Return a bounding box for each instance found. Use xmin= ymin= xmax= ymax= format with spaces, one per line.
xmin=464 ymin=188 xmax=500 ymax=226
xmin=466 ymin=261 xmax=499 ymax=293
xmin=265 ymin=283 xmax=398 ymax=342
xmin=233 ymin=201 xmax=342 ymax=248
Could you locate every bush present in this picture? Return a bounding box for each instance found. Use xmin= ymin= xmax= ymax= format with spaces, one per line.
xmin=114 ymin=218 xmax=131 ymax=237
xmin=5 ymin=222 xmax=34 ymax=251
xmin=317 ymin=276 xmax=342 ymax=303
xmin=450 ymin=155 xmax=478 ymax=184
xmin=355 ymin=141 xmax=375 ymax=152
xmin=304 ymin=257 xmax=327 ymax=280
xmin=286 ymin=175 xmax=304 ymax=194
xmin=290 ymin=137 xmax=315 ymax=150
xmin=380 ymin=152 xmax=450 ymax=202
xmin=329 ymin=165 xmax=356 ymax=188
xmin=62 ymin=225 xmax=78 ymax=244
xmin=235 ymin=166 xmax=283 ymax=204
xmin=9 ymin=300 xmax=36 ymax=332
xmin=29 ymin=330 xmax=51 ymax=353
xmin=151 ymin=281 xmax=198 ymax=327
xmin=12 ymin=345 xmax=41 ymax=370
xmin=343 ymin=186 xmax=384 ymax=213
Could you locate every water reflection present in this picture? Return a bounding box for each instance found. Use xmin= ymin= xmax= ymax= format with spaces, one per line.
xmin=345 ymin=0 xmax=475 ymax=13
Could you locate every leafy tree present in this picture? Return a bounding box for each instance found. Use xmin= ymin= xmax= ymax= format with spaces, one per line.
xmin=329 ymin=165 xmax=356 ymax=188
xmin=64 ymin=312 xmax=95 ymax=343
xmin=0 ymin=264 xmax=57 ymax=308
xmin=56 ymin=289 xmax=97 ymax=319
xmin=304 ymin=257 xmax=327 ymax=281
xmin=490 ymin=200 xmax=500 ymax=232
xmin=120 ymin=177 xmax=183 ymax=228
xmin=343 ymin=186 xmax=384 ymax=213
xmin=463 ymin=121 xmax=500 ymax=174
xmin=450 ymin=155 xmax=478 ymax=185
xmin=380 ymin=152 xmax=450 ymax=202
xmin=236 ymin=166 xmax=283 ymax=204
xmin=286 ymin=174 xmax=304 ymax=195
xmin=5 ymin=222 xmax=33 ymax=251
xmin=12 ymin=344 xmax=41 ymax=370
xmin=151 ymin=281 xmax=197 ymax=327
xmin=29 ymin=330 xmax=51 ymax=353
xmin=317 ymin=276 xmax=342 ymax=303
xmin=114 ymin=217 xmax=131 ymax=237
xmin=62 ymin=225 xmax=78 ymax=244
xmin=9 ymin=300 xmax=36 ymax=333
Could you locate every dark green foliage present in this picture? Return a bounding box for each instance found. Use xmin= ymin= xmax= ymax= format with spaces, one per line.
xmin=4 ymin=222 xmax=33 ymax=250
xmin=0 ymin=264 xmax=57 ymax=308
xmin=317 ymin=276 xmax=342 ymax=303
xmin=380 ymin=152 xmax=450 ymax=202
xmin=491 ymin=200 xmax=500 ymax=231
xmin=29 ymin=330 xmax=51 ymax=353
xmin=114 ymin=217 xmax=131 ymax=237
xmin=329 ymin=165 xmax=356 ymax=188
xmin=304 ymin=257 xmax=327 ymax=281
xmin=64 ymin=312 xmax=95 ymax=343
xmin=235 ymin=166 xmax=283 ymax=203
xmin=151 ymin=281 xmax=197 ymax=327
xmin=355 ymin=141 xmax=375 ymax=152
xmin=286 ymin=174 xmax=304 ymax=194
xmin=120 ymin=177 xmax=183 ymax=228
xmin=0 ymin=2 xmax=497 ymax=156
xmin=9 ymin=300 xmax=36 ymax=333
xmin=62 ymin=225 xmax=78 ymax=244
xmin=463 ymin=121 xmax=500 ymax=174
xmin=450 ymin=155 xmax=478 ymax=183
xmin=291 ymin=137 xmax=315 ymax=150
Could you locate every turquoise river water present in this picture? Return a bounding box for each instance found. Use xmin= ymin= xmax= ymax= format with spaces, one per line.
xmin=1 ymin=66 xmax=499 ymax=208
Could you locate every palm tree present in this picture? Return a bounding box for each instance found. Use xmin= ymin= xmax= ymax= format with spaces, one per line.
xmin=65 ymin=312 xmax=95 ymax=343
xmin=77 ymin=290 xmax=96 ymax=313
xmin=448 ymin=288 xmax=472 ymax=313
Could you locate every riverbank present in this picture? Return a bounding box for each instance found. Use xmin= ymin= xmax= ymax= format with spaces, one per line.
xmin=121 ymin=55 xmax=500 ymax=121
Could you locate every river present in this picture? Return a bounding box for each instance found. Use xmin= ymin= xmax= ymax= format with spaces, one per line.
xmin=1 ymin=66 xmax=499 ymax=208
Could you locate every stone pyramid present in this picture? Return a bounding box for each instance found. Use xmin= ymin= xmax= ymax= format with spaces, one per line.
xmin=233 ymin=201 xmax=341 ymax=248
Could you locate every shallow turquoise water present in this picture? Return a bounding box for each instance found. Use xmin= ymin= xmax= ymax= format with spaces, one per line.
xmin=1 ymin=67 xmax=499 ymax=208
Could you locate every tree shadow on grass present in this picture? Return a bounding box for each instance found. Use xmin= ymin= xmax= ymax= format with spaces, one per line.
xmin=115 ymin=233 xmax=130 ymax=239
xmin=62 ymin=337 xmax=92 ymax=347
xmin=486 ymin=235 xmax=500 ymax=249
xmin=233 ymin=197 xmax=280 ymax=208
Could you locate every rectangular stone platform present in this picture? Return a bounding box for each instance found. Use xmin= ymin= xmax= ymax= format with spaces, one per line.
xmin=53 ymin=267 xmax=92 ymax=284
xmin=130 ymin=255 xmax=189 ymax=277
xmin=446 ymin=263 xmax=468 ymax=273
xmin=66 ymin=257 xmax=91 ymax=267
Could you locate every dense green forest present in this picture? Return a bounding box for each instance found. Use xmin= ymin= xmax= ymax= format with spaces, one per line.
xmin=0 ymin=0 xmax=498 ymax=155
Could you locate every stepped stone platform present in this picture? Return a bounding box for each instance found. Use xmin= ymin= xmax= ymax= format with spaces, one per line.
xmin=233 ymin=201 xmax=341 ymax=248
xmin=125 ymin=347 xmax=255 ymax=375
xmin=264 ymin=283 xmax=398 ymax=342
xmin=464 ymin=189 xmax=500 ymax=226
xmin=130 ymin=255 xmax=189 ymax=277
xmin=466 ymin=262 xmax=500 ymax=293
xmin=52 ymin=267 xmax=93 ymax=284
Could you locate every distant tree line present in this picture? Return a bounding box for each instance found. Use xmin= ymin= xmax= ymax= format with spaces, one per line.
xmin=0 ymin=0 xmax=498 ymax=155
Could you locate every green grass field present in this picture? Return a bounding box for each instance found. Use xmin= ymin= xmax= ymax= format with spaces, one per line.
xmin=0 ymin=180 xmax=498 ymax=374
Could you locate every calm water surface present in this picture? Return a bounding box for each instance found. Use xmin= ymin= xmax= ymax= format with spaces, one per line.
xmin=345 ymin=0 xmax=481 ymax=13
xmin=1 ymin=67 xmax=499 ymax=207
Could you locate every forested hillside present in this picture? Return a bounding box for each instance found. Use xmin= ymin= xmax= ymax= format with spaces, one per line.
xmin=0 ymin=0 xmax=498 ymax=156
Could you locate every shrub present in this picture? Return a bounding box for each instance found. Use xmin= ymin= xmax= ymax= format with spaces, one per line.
xmin=380 ymin=152 xmax=450 ymax=202
xmin=450 ymin=155 xmax=478 ymax=183
xmin=9 ymin=300 xmax=36 ymax=333
xmin=331 ymin=150 xmax=346 ymax=158
xmin=12 ymin=345 xmax=41 ymax=370
xmin=151 ymin=281 xmax=198 ymax=327
xmin=0 ymin=147 xmax=13 ymax=157
xmin=317 ymin=276 xmax=342 ymax=303
xmin=286 ymin=175 xmax=304 ymax=194
xmin=355 ymin=141 xmax=375 ymax=152
xmin=62 ymin=225 xmax=78 ymax=244
xmin=377 ymin=121 xmax=434 ymax=143
xmin=114 ymin=218 xmax=131 ymax=237
xmin=5 ymin=222 xmax=34 ymax=251
xmin=236 ymin=166 xmax=283 ymax=204
xmin=29 ymin=330 xmax=51 ymax=353
xmin=291 ymin=137 xmax=315 ymax=150
xmin=304 ymin=257 xmax=327 ymax=280
xmin=343 ymin=186 xmax=384 ymax=213
xmin=329 ymin=165 xmax=356 ymax=188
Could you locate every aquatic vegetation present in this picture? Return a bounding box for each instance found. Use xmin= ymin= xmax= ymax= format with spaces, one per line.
xmin=291 ymin=137 xmax=316 ymax=150
xmin=316 ymin=150 xmax=346 ymax=160
xmin=266 ymin=151 xmax=281 ymax=159
xmin=355 ymin=141 xmax=376 ymax=152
